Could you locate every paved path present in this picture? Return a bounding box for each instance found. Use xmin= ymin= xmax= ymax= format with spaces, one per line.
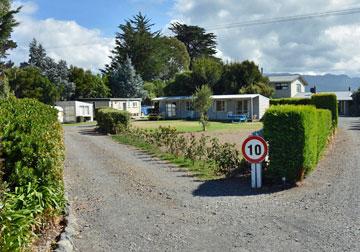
xmin=64 ymin=118 xmax=359 ymax=252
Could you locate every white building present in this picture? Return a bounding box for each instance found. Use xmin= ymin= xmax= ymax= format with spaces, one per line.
xmin=153 ymin=94 xmax=269 ymax=121
xmin=55 ymin=101 xmax=94 ymax=123
xmin=78 ymin=98 xmax=142 ymax=118
xmin=268 ymin=75 xmax=308 ymax=98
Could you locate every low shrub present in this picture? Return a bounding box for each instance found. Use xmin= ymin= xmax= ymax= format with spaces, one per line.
xmin=311 ymin=93 xmax=338 ymax=128
xmin=270 ymin=98 xmax=312 ymax=106
xmin=263 ymin=105 xmax=332 ymax=183
xmin=0 ymin=97 xmax=65 ymax=251
xmin=96 ymin=108 xmax=130 ymax=134
xmin=115 ymin=125 xmax=244 ymax=178
xmin=148 ymin=113 xmax=161 ymax=121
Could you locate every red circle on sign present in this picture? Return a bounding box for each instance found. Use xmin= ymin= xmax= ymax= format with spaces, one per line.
xmin=241 ymin=135 xmax=268 ymax=163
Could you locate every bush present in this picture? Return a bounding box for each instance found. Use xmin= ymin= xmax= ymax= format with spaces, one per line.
xmin=263 ymin=105 xmax=332 ymax=183
xmin=311 ymin=93 xmax=338 ymax=128
xmin=270 ymin=98 xmax=312 ymax=106
xmin=96 ymin=108 xmax=130 ymax=134
xmin=0 ymin=97 xmax=65 ymax=251
xmin=148 ymin=113 xmax=161 ymax=121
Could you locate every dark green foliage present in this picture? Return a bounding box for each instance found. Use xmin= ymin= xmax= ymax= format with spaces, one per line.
xmin=311 ymin=93 xmax=338 ymax=128
xmin=96 ymin=108 xmax=131 ymax=134
xmin=6 ymin=66 xmax=60 ymax=104
xmin=164 ymin=71 xmax=195 ymax=96
xmin=191 ymin=57 xmax=223 ymax=88
xmin=239 ymin=82 xmax=274 ymax=98
xmin=108 ymin=57 xmax=146 ymax=98
xmin=69 ymin=66 xmax=110 ymax=99
xmin=214 ymin=61 xmax=269 ymax=94
xmin=169 ymin=22 xmax=217 ymax=65
xmin=263 ymin=105 xmax=333 ymax=183
xmin=0 ymin=1 xmax=20 ymax=68
xmin=0 ymin=98 xmax=65 ymax=250
xmin=270 ymin=98 xmax=312 ymax=106
xmin=350 ymin=88 xmax=360 ymax=116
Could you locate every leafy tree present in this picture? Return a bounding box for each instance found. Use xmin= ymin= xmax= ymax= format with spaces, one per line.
xmin=6 ymin=66 xmax=60 ymax=104
xmin=164 ymin=71 xmax=196 ymax=96
xmin=0 ymin=0 xmax=20 ymax=68
xmin=239 ymin=82 xmax=274 ymax=98
xmin=27 ymin=39 xmax=75 ymax=100
xmin=69 ymin=66 xmax=110 ymax=98
xmin=351 ymin=88 xmax=360 ymax=116
xmin=0 ymin=74 xmax=11 ymax=98
xmin=109 ymin=57 xmax=146 ymax=98
xmin=106 ymin=12 xmax=160 ymax=81
xmin=193 ymin=85 xmax=213 ymax=131
xmin=143 ymin=80 xmax=165 ymax=101
xmin=152 ymin=37 xmax=190 ymax=80
xmin=215 ymin=60 xmax=268 ymax=94
xmin=192 ymin=57 xmax=223 ymax=88
xmin=169 ymin=22 xmax=217 ymax=66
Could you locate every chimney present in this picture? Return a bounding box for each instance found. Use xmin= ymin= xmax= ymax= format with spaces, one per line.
xmin=310 ymin=85 xmax=317 ymax=94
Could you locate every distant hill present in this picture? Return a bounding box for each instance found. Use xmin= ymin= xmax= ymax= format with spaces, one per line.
xmin=266 ymin=73 xmax=360 ymax=92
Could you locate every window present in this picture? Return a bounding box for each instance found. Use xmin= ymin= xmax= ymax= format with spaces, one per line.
xmin=166 ymin=102 xmax=176 ymax=117
xmin=296 ymin=84 xmax=302 ymax=93
xmin=216 ymin=100 xmax=225 ymax=112
xmin=132 ymin=102 xmax=138 ymax=108
xmin=236 ymin=100 xmax=248 ymax=114
xmin=275 ymin=83 xmax=289 ymax=90
xmin=79 ymin=106 xmax=89 ymax=115
xmin=186 ymin=101 xmax=193 ymax=111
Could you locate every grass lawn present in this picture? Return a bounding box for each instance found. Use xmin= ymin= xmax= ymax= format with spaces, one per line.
xmin=132 ymin=120 xmax=262 ymax=133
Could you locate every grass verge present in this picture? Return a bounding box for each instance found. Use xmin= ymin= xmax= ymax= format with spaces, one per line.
xmin=112 ymin=134 xmax=221 ymax=180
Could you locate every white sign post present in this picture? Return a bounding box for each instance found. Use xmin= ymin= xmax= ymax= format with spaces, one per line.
xmin=242 ymin=135 xmax=268 ymax=189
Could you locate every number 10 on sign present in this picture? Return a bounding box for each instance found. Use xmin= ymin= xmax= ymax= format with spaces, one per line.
xmin=242 ymin=136 xmax=268 ymax=188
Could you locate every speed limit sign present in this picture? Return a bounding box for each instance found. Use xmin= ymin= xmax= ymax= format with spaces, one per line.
xmin=242 ymin=135 xmax=268 ymax=163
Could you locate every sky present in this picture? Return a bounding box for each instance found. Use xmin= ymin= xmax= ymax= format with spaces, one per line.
xmin=8 ymin=0 xmax=360 ymax=76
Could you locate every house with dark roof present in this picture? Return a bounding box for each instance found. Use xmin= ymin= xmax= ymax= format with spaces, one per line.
xmin=268 ymin=75 xmax=309 ymax=98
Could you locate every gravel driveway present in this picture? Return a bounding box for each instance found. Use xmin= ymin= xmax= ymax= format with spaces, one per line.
xmin=64 ymin=117 xmax=359 ymax=252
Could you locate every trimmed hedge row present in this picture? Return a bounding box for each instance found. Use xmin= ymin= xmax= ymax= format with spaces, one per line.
xmin=270 ymin=93 xmax=338 ymax=128
xmin=0 ymin=98 xmax=65 ymax=251
xmin=263 ymin=105 xmax=332 ymax=183
xmin=96 ymin=108 xmax=130 ymax=134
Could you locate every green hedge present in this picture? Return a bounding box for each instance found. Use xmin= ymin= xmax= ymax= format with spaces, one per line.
xmin=270 ymin=94 xmax=338 ymax=128
xmin=270 ymin=98 xmax=312 ymax=106
xmin=263 ymin=105 xmax=332 ymax=183
xmin=311 ymin=93 xmax=338 ymax=128
xmin=0 ymin=98 xmax=65 ymax=251
xmin=96 ymin=108 xmax=130 ymax=134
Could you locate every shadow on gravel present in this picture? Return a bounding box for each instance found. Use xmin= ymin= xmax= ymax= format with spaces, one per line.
xmin=79 ymin=128 xmax=101 ymax=136
xmin=348 ymin=120 xmax=360 ymax=131
xmin=192 ymin=177 xmax=289 ymax=197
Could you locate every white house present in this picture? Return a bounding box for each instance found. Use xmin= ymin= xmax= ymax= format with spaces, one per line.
xmin=153 ymin=94 xmax=269 ymax=121
xmin=268 ymin=75 xmax=308 ymax=98
xmin=55 ymin=101 xmax=94 ymax=123
xmin=78 ymin=98 xmax=142 ymax=117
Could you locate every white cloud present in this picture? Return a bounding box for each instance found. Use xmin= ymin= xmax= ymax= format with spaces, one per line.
xmin=171 ymin=0 xmax=360 ymax=75
xmin=9 ymin=1 xmax=114 ymax=72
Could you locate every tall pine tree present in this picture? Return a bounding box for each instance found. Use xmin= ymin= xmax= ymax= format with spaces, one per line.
xmin=109 ymin=57 xmax=146 ymax=98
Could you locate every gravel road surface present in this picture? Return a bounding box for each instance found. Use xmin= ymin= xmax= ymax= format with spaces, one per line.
xmin=64 ymin=117 xmax=359 ymax=252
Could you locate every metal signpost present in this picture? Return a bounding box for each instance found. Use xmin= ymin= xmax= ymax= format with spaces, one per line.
xmin=242 ymin=135 xmax=268 ymax=188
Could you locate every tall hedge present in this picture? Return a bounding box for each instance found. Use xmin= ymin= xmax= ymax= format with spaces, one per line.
xmin=263 ymin=105 xmax=332 ymax=183
xmin=311 ymin=93 xmax=338 ymax=128
xmin=270 ymin=98 xmax=312 ymax=106
xmin=0 ymin=98 xmax=65 ymax=250
xmin=96 ymin=108 xmax=130 ymax=134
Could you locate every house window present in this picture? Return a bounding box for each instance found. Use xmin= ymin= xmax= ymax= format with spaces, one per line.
xmin=166 ymin=103 xmax=176 ymax=117
xmin=216 ymin=100 xmax=225 ymax=112
xmin=236 ymin=100 xmax=248 ymax=114
xmin=80 ymin=106 xmax=89 ymax=115
xmin=296 ymin=84 xmax=302 ymax=93
xmin=132 ymin=102 xmax=138 ymax=108
xmin=186 ymin=101 xmax=193 ymax=111
xmin=275 ymin=83 xmax=289 ymax=90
